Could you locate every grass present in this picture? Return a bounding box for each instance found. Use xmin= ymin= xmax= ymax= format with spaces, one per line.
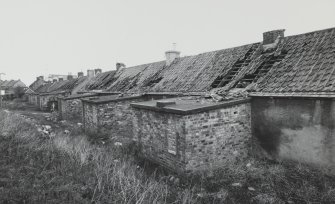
xmin=1 ymin=109 xmax=335 ymax=203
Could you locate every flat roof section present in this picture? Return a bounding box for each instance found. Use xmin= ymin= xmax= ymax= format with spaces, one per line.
xmin=131 ymin=97 xmax=250 ymax=115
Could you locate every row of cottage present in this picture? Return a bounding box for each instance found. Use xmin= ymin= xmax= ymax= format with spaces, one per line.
xmin=27 ymin=27 xmax=335 ymax=173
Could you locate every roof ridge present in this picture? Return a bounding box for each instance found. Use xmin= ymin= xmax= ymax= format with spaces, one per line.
xmin=285 ymin=26 xmax=335 ymax=38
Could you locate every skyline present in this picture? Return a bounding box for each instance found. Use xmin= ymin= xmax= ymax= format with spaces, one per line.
xmin=0 ymin=0 xmax=335 ymax=85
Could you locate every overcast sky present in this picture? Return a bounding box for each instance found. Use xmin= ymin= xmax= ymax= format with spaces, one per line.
xmin=0 ymin=0 xmax=334 ymax=85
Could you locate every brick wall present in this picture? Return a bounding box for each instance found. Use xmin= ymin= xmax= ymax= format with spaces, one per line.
xmin=184 ymin=103 xmax=251 ymax=172
xmin=133 ymin=109 xmax=187 ymax=172
xmin=133 ymin=102 xmax=252 ymax=173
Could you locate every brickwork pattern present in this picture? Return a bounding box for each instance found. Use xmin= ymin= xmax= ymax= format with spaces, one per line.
xmin=133 ymin=109 xmax=186 ymax=172
xmin=133 ymin=102 xmax=251 ymax=173
xmin=185 ymin=103 xmax=251 ymax=172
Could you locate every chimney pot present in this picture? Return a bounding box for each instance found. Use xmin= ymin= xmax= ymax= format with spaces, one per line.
xmin=165 ymin=50 xmax=180 ymax=66
xmin=263 ymin=29 xmax=285 ymax=45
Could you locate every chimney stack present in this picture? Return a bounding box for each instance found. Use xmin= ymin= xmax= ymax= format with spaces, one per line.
xmin=263 ymin=29 xmax=285 ymax=45
xmin=38 ymin=76 xmax=44 ymax=80
xmin=116 ymin=62 xmax=126 ymax=71
xmin=67 ymin=75 xmax=74 ymax=80
xmin=59 ymin=78 xmax=63 ymax=81
xmin=165 ymin=44 xmax=180 ymax=66
xmin=78 ymin=72 xmax=84 ymax=77
xmin=87 ymin=69 xmax=95 ymax=78
xmin=94 ymin=69 xmax=102 ymax=75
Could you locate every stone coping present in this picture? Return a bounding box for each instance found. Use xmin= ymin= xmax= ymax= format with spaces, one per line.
xmin=131 ymin=97 xmax=251 ymax=115
xmin=81 ymin=95 xmax=142 ymax=104
xmin=60 ymin=92 xmax=118 ymax=100
xmin=250 ymin=92 xmax=335 ymax=98
xmin=80 ymin=92 xmax=203 ymax=105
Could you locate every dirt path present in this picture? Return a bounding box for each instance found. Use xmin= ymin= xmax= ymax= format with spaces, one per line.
xmin=2 ymin=101 xmax=82 ymax=137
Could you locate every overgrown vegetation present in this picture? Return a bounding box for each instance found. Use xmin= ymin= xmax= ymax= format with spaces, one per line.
xmin=1 ymin=110 xmax=335 ymax=203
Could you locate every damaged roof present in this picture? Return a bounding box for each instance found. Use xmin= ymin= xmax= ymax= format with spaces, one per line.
xmin=106 ymin=44 xmax=254 ymax=93
xmin=34 ymin=26 xmax=335 ymax=98
xmin=81 ymin=71 xmax=117 ymax=91
xmin=36 ymin=76 xmax=89 ymax=95
xmin=252 ymin=27 xmax=335 ymax=94
xmin=106 ymin=27 xmax=335 ymax=97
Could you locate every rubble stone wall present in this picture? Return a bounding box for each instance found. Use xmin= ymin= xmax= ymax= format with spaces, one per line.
xmin=39 ymin=93 xmax=69 ymax=111
xmin=96 ymin=98 xmax=144 ymax=143
xmin=82 ymin=95 xmax=177 ymax=143
xmin=28 ymin=95 xmax=38 ymax=106
xmin=59 ymin=98 xmax=83 ymax=121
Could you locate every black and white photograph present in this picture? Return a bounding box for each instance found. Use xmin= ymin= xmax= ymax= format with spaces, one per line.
xmin=1 ymin=0 xmax=335 ymax=203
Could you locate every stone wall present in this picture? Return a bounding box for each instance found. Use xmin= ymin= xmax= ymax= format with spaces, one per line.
xmin=83 ymin=102 xmax=98 ymax=133
xmin=39 ymin=93 xmax=70 ymax=111
xmin=28 ymin=94 xmax=38 ymax=106
xmin=252 ymin=97 xmax=335 ymax=169
xmin=96 ymin=98 xmax=144 ymax=143
xmin=132 ymin=101 xmax=252 ymax=173
xmin=59 ymin=98 xmax=83 ymax=121
xmin=82 ymin=95 xmax=178 ymax=143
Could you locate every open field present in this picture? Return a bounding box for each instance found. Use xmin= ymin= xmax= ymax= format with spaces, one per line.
xmin=1 ymin=104 xmax=335 ymax=203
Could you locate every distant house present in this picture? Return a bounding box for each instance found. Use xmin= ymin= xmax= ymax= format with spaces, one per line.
xmin=0 ymin=79 xmax=26 ymax=99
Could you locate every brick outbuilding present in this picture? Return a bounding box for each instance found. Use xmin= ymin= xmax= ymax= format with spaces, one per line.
xmin=131 ymin=97 xmax=251 ymax=173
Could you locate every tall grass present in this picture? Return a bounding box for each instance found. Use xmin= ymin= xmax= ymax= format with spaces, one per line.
xmin=0 ymin=111 xmax=196 ymax=203
xmin=1 ymin=110 xmax=335 ymax=203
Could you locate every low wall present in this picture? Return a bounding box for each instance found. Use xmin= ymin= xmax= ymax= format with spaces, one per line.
xmin=251 ymin=97 xmax=335 ymax=169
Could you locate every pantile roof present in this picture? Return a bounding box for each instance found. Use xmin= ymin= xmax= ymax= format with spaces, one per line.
xmin=254 ymin=27 xmax=335 ymax=94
